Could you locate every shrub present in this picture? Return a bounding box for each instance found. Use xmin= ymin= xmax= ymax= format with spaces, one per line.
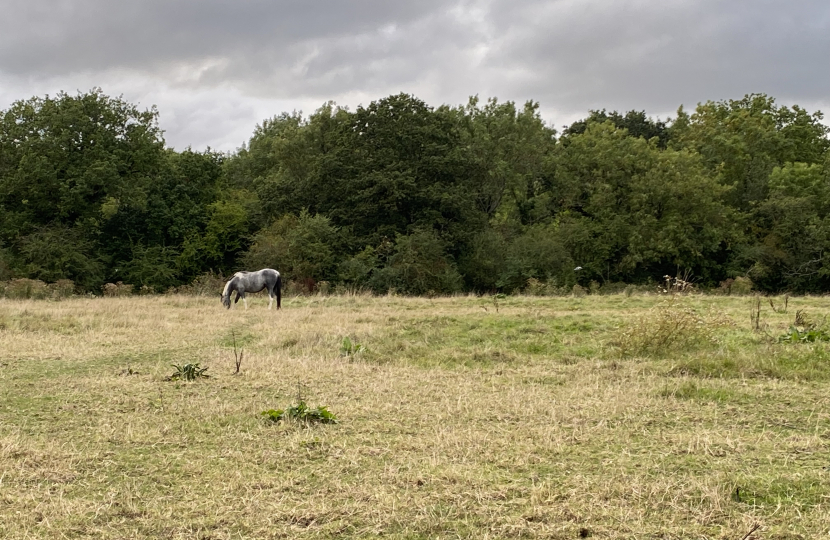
xmin=48 ymin=279 xmax=75 ymax=299
xmin=497 ymin=225 xmax=574 ymax=292
xmin=175 ymin=272 xmax=226 ymax=296
xmin=614 ymin=300 xmax=731 ymax=357
xmin=369 ymin=229 xmax=463 ymax=295
xmin=524 ymin=278 xmax=570 ymax=296
xmin=4 ymin=278 xmax=49 ymax=299
xmin=730 ymin=276 xmax=753 ymax=295
xmin=242 ymin=210 xmax=339 ymax=284
xmin=103 ymin=282 xmax=133 ymax=297
xmin=598 ymin=282 xmax=629 ymax=295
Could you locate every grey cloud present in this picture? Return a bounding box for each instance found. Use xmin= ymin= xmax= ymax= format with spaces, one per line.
xmin=0 ymin=1 xmax=448 ymax=76
xmin=1 ymin=0 xmax=828 ymax=150
xmin=480 ymin=0 xmax=830 ymax=114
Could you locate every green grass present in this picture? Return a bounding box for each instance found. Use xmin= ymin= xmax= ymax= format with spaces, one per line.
xmin=0 ymin=292 xmax=829 ymax=538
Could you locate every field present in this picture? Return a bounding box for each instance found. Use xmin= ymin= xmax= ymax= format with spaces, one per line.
xmin=1 ymin=292 xmax=828 ymax=539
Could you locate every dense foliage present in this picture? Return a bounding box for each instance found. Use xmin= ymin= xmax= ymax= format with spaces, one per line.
xmin=1 ymin=90 xmax=828 ymax=293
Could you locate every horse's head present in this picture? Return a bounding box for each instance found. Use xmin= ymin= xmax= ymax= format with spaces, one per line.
xmin=221 ymin=278 xmax=235 ymax=309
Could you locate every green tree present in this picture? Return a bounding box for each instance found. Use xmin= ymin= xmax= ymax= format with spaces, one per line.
xmin=370 ymin=229 xmax=463 ymax=295
xmin=242 ymin=210 xmax=339 ymax=282
xmin=671 ymin=94 xmax=829 ymax=210
xmin=457 ymin=97 xmax=556 ymax=225
xmin=743 ymin=160 xmax=830 ymax=291
xmin=550 ymin=122 xmax=734 ymax=283
xmin=0 ymin=89 xmax=166 ymax=289
xmin=564 ymin=109 xmax=669 ymax=148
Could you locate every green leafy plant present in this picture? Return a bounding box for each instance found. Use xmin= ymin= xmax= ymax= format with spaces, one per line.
xmin=261 ymin=401 xmax=338 ymax=424
xmin=340 ymin=336 xmax=364 ymax=357
xmin=778 ymin=326 xmax=830 ymax=343
xmin=169 ymin=362 xmax=209 ymax=381
xmin=262 ymin=379 xmax=338 ymax=424
xmin=777 ymin=310 xmax=830 ymax=343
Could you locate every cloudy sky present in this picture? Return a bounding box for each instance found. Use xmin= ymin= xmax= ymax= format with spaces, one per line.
xmin=2 ymin=0 xmax=828 ymax=151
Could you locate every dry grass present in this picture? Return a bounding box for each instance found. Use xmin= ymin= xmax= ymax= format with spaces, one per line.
xmin=1 ymin=292 xmax=829 ymax=539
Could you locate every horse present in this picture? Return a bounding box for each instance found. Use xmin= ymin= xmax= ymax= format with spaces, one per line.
xmin=221 ymin=269 xmax=282 ymax=310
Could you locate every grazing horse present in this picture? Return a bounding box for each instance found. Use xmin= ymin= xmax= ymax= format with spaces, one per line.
xmin=221 ymin=269 xmax=282 ymax=310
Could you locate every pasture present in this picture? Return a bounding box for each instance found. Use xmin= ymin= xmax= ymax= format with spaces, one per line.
xmin=0 ymin=293 xmax=828 ymax=539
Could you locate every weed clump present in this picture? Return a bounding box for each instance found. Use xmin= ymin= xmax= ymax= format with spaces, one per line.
xmin=340 ymin=336 xmax=364 ymax=357
xmin=168 ymin=363 xmax=209 ymax=381
xmin=261 ymin=401 xmax=338 ymax=424
xmin=778 ymin=310 xmax=830 ymax=343
xmin=614 ymin=300 xmax=731 ymax=357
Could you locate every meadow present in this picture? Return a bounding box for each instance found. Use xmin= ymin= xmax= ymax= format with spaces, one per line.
xmin=0 ymin=292 xmax=828 ymax=539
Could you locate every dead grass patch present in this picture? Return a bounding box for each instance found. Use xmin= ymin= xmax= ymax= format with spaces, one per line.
xmin=0 ymin=294 xmax=828 ymax=538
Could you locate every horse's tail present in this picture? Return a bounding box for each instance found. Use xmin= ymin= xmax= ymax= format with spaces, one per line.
xmin=276 ymin=273 xmax=282 ymax=310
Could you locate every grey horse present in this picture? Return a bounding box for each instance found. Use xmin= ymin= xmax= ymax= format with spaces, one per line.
xmin=221 ymin=269 xmax=282 ymax=310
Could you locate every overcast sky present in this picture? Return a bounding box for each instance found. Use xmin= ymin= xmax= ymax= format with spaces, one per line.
xmin=2 ymin=0 xmax=828 ymax=151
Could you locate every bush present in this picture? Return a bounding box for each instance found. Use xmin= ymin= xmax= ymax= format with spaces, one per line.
xmin=175 ymin=272 xmax=227 ymax=296
xmin=730 ymin=276 xmax=753 ymax=295
xmin=524 ymin=278 xmax=570 ymax=296
xmin=457 ymin=229 xmax=507 ymax=291
xmin=369 ymin=229 xmax=463 ymax=296
xmin=103 ymin=282 xmax=133 ymax=297
xmin=3 ymin=278 xmax=49 ymax=299
xmin=598 ymin=282 xmax=629 ymax=295
xmin=243 ymin=210 xmax=339 ymax=283
xmin=497 ymin=225 xmax=575 ymax=292
xmin=48 ymin=279 xmax=75 ymax=299
xmin=614 ymin=300 xmax=731 ymax=357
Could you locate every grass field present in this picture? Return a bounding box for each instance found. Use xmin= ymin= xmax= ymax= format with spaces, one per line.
xmin=1 ymin=292 xmax=828 ymax=539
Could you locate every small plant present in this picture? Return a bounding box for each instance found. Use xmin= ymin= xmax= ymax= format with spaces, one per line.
xmin=231 ymin=331 xmax=244 ymax=374
xmin=778 ymin=310 xmax=830 ymax=343
xmin=778 ymin=326 xmax=830 ymax=343
xmin=261 ymin=401 xmax=338 ymax=424
xmin=262 ymin=379 xmax=339 ymax=424
xmin=492 ymin=293 xmax=506 ymax=312
xmin=340 ymin=336 xmax=364 ymax=357
xmin=659 ymin=272 xmax=695 ymax=294
xmin=750 ymin=295 xmax=761 ymax=331
xmin=768 ymin=294 xmax=789 ymax=313
xmin=168 ymin=362 xmax=209 ymax=381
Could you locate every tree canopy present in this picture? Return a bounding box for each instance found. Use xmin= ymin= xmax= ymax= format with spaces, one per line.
xmin=2 ymin=90 xmax=828 ymax=293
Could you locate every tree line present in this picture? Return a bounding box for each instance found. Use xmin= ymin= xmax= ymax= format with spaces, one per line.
xmin=1 ymin=89 xmax=828 ymax=294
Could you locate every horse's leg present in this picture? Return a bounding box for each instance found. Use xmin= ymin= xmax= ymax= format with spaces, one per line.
xmin=242 ymin=293 xmax=248 ymax=310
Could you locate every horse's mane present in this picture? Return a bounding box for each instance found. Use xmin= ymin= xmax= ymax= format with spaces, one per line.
xmin=222 ymin=276 xmax=237 ymax=298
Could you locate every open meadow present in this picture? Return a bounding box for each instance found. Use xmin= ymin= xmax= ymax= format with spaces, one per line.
xmin=0 ymin=292 xmax=828 ymax=539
